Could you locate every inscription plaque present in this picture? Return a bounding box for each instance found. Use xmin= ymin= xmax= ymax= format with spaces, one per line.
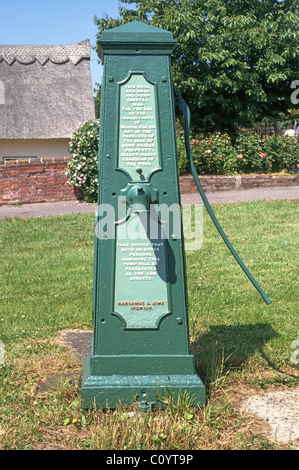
xmin=118 ymin=73 xmax=160 ymax=180
xmin=114 ymin=213 xmax=170 ymax=329
xmin=115 ymin=72 xmax=168 ymax=329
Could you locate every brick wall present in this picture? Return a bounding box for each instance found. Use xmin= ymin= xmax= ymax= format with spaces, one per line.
xmin=0 ymin=158 xmax=298 ymax=206
xmin=179 ymin=174 xmax=299 ymax=193
xmin=0 ymin=157 xmax=82 ymax=206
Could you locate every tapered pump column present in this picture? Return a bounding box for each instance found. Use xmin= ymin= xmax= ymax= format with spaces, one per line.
xmin=81 ymin=21 xmax=205 ymax=409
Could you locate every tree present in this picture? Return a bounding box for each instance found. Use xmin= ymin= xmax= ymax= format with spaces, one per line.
xmin=94 ymin=83 xmax=101 ymax=119
xmin=94 ymin=0 xmax=299 ymax=136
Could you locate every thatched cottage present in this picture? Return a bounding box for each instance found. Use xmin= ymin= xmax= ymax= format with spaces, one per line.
xmin=0 ymin=40 xmax=95 ymax=162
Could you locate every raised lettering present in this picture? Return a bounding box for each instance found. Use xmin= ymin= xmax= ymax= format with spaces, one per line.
xmin=118 ymin=74 xmax=160 ymax=179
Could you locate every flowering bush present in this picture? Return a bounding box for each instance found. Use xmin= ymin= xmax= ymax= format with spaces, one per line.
xmin=235 ymin=129 xmax=273 ymax=173
xmin=193 ymin=133 xmax=238 ymax=175
xmin=263 ymin=135 xmax=298 ymax=172
xmin=66 ymin=119 xmax=100 ymax=202
xmin=66 ymin=120 xmax=298 ymax=200
xmin=177 ymin=129 xmax=298 ymax=175
xmin=178 ymin=133 xmax=238 ymax=175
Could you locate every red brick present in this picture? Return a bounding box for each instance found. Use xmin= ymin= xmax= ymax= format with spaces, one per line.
xmin=1 ymin=159 xmax=298 ymax=206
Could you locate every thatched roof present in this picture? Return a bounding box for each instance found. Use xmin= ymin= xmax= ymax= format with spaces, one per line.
xmin=0 ymin=40 xmax=95 ymax=139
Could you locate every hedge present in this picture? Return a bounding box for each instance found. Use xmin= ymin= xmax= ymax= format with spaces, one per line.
xmin=66 ymin=120 xmax=298 ymax=202
xmin=178 ymin=129 xmax=298 ymax=175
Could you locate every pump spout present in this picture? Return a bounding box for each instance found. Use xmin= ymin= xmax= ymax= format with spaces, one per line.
xmin=122 ymin=182 xmax=159 ymax=215
xmin=129 ymin=184 xmax=152 ymax=213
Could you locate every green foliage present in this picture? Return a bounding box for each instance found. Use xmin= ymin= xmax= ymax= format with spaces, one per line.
xmin=235 ymin=129 xmax=271 ymax=174
xmin=94 ymin=0 xmax=299 ymax=135
xmin=94 ymin=84 xmax=101 ymax=119
xmin=187 ymin=133 xmax=239 ymax=175
xmin=263 ymin=134 xmax=299 ymax=172
xmin=176 ymin=132 xmax=190 ymax=174
xmin=65 ymin=120 xmax=298 ymax=203
xmin=66 ymin=120 xmax=100 ymax=203
xmin=177 ymin=130 xmax=299 ymax=175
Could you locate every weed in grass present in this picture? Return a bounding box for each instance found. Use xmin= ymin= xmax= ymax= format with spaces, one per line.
xmin=156 ymin=387 xmax=198 ymax=418
xmin=208 ymin=347 xmax=232 ymax=397
xmin=239 ymin=431 xmax=276 ymax=450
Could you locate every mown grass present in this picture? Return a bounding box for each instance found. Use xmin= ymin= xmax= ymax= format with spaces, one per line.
xmin=0 ymin=199 xmax=298 ymax=450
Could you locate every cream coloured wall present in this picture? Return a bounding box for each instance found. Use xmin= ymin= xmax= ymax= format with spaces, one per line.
xmin=0 ymin=139 xmax=70 ymax=161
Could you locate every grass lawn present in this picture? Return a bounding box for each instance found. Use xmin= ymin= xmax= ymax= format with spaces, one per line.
xmin=0 ymin=199 xmax=298 ymax=450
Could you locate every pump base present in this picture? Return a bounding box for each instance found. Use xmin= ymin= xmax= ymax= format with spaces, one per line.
xmin=81 ymin=354 xmax=205 ymax=409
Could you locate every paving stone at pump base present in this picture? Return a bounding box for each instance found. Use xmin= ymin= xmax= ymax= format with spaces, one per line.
xmin=36 ymin=372 xmax=79 ymax=395
xmin=35 ymin=330 xmax=93 ymax=395
xmin=58 ymin=330 xmax=93 ymax=360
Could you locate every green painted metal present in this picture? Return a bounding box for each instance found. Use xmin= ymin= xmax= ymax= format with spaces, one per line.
xmin=81 ymin=21 xmax=205 ymax=409
xmin=174 ymin=90 xmax=272 ymax=306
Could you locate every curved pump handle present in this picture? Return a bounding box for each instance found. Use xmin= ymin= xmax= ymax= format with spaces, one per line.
xmin=174 ymin=88 xmax=272 ymax=305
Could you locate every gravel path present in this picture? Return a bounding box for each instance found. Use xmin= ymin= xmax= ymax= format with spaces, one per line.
xmin=0 ymin=186 xmax=298 ymax=219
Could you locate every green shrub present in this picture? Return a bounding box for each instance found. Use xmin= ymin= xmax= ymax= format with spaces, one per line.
xmin=178 ymin=129 xmax=298 ymax=175
xmin=263 ymin=135 xmax=298 ymax=172
xmin=235 ymin=129 xmax=271 ymax=173
xmin=66 ymin=120 xmax=298 ymax=202
xmin=178 ymin=132 xmax=238 ymax=175
xmin=66 ymin=119 xmax=99 ymax=202
xmin=177 ymin=132 xmax=190 ymax=174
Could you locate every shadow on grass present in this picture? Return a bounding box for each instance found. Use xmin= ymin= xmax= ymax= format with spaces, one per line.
xmin=191 ymin=323 xmax=280 ymax=389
